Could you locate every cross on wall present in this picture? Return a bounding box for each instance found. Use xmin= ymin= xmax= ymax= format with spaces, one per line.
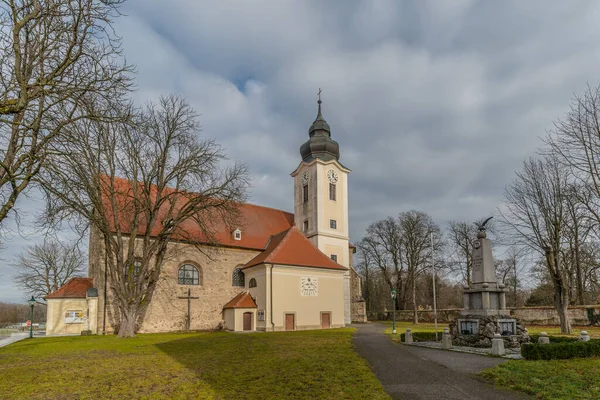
xmin=177 ymin=288 xmax=199 ymax=331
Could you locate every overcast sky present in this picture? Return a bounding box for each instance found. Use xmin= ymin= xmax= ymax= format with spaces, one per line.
xmin=2 ymin=0 xmax=600 ymax=302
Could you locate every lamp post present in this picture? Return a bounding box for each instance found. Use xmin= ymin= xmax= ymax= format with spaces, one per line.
xmin=431 ymin=233 xmax=438 ymax=341
xmin=391 ymin=289 xmax=397 ymax=334
xmin=28 ymin=296 xmax=35 ymax=338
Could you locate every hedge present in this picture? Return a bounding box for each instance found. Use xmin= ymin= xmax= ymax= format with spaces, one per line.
xmin=521 ymin=339 xmax=600 ymax=360
xmin=400 ymin=331 xmax=439 ymax=342
xmin=528 ymin=334 xmax=577 ymax=344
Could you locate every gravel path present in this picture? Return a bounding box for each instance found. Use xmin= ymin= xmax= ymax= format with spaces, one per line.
xmin=351 ymin=323 xmax=530 ymax=400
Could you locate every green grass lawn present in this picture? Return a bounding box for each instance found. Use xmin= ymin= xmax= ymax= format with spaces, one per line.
xmin=481 ymin=358 xmax=600 ymax=400
xmin=0 ymin=328 xmax=389 ymax=400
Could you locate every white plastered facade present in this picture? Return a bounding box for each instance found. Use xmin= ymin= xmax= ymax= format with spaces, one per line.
xmin=291 ymin=159 xmax=352 ymax=324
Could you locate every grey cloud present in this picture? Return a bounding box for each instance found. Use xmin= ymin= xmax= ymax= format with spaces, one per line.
xmin=2 ymin=0 xmax=600 ymax=300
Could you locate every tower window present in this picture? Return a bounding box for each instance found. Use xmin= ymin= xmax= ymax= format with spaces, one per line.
xmin=330 ymin=254 xmax=338 ymax=262
xmin=233 ymin=229 xmax=242 ymax=240
xmin=303 ymin=220 xmax=309 ymax=232
xmin=303 ymin=184 xmax=309 ymax=202
xmin=329 ymin=183 xmax=336 ymax=201
xmin=330 ymin=219 xmax=337 ymax=229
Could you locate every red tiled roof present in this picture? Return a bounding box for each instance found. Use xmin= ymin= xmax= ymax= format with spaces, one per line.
xmin=223 ymin=291 xmax=258 ymax=309
xmin=101 ymin=176 xmax=294 ymax=251
xmin=243 ymin=226 xmax=347 ymax=270
xmin=46 ymin=278 xmax=93 ymax=299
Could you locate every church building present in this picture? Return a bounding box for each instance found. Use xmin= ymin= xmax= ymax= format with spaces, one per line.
xmin=45 ymin=99 xmax=366 ymax=335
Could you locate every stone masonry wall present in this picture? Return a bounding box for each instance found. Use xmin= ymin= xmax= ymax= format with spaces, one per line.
xmin=91 ymin=235 xmax=260 ymax=334
xmin=369 ymin=305 xmax=600 ymax=326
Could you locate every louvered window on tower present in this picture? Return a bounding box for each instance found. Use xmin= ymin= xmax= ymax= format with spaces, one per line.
xmin=329 ymin=183 xmax=336 ymax=201
xmin=303 ymin=184 xmax=308 ymax=202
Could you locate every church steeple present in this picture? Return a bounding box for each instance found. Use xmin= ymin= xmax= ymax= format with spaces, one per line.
xmin=300 ymin=91 xmax=340 ymax=162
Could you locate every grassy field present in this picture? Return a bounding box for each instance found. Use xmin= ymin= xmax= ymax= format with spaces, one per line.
xmin=0 ymin=328 xmax=389 ymax=400
xmin=481 ymin=358 xmax=600 ymax=400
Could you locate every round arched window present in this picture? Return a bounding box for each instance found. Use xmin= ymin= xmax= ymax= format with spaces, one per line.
xmin=232 ymin=268 xmax=245 ymax=287
xmin=178 ymin=264 xmax=201 ymax=285
xmin=249 ymin=278 xmax=257 ymax=288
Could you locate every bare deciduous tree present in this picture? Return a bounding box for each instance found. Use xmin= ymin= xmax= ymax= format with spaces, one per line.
xmin=41 ymin=94 xmax=248 ymax=337
xmin=358 ymin=218 xmax=405 ymax=311
xmin=398 ymin=210 xmax=442 ymax=324
xmin=0 ymin=0 xmax=133 ymax=236
xmin=500 ymin=156 xmax=572 ymax=333
xmin=13 ymin=239 xmax=85 ymax=300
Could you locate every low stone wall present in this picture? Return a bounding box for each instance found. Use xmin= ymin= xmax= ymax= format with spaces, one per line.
xmin=369 ymin=305 xmax=600 ymax=326
xmin=368 ymin=309 xmax=462 ymax=323
xmin=511 ymin=306 xmax=600 ymax=326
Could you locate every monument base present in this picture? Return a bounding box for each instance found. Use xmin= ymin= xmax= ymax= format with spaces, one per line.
xmin=449 ymin=314 xmax=529 ymax=348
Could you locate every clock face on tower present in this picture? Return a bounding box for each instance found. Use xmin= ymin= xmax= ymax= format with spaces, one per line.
xmin=327 ymin=169 xmax=338 ymax=184
xmin=301 ymin=171 xmax=310 ymax=185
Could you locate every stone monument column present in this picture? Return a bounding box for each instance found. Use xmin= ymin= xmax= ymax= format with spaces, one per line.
xmin=450 ymin=218 xmax=529 ymax=348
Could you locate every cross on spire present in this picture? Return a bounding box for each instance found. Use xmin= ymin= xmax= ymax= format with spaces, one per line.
xmin=317 ymin=88 xmax=322 ymax=103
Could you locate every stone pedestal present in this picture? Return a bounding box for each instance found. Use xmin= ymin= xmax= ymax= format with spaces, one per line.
xmin=404 ymin=328 xmax=413 ymax=344
xmin=538 ymin=332 xmax=550 ymax=344
xmin=491 ymin=333 xmax=505 ymax=356
xmin=579 ymin=331 xmax=590 ymax=342
xmin=441 ymin=328 xmax=452 ymax=349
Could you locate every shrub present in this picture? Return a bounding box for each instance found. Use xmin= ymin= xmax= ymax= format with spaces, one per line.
xmin=528 ymin=334 xmax=577 ymax=344
xmin=400 ymin=331 xmax=439 ymax=342
xmin=521 ymin=339 xmax=600 ymax=360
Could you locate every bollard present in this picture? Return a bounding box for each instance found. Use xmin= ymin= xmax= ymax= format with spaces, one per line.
xmin=538 ymin=332 xmax=550 ymax=344
xmin=404 ymin=328 xmax=413 ymax=344
xmin=579 ymin=330 xmax=590 ymax=342
xmin=441 ymin=328 xmax=452 ymax=349
xmin=491 ymin=333 xmax=505 ymax=356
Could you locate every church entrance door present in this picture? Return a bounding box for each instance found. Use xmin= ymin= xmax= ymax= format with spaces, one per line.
xmin=243 ymin=312 xmax=252 ymax=331
xmin=285 ymin=313 xmax=295 ymax=331
xmin=321 ymin=313 xmax=331 ymax=329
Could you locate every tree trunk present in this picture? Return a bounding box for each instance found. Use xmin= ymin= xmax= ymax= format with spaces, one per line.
xmin=574 ymin=238 xmax=585 ymax=305
xmin=412 ymin=275 xmax=418 ymax=324
xmin=555 ymin=289 xmax=572 ymax=334
xmin=118 ymin=307 xmax=139 ymax=338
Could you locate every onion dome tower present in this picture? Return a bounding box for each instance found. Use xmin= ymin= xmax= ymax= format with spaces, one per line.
xmin=300 ymin=97 xmax=340 ymax=162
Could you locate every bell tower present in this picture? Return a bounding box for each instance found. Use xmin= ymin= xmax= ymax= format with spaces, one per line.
xmin=291 ymin=91 xmax=351 ymax=323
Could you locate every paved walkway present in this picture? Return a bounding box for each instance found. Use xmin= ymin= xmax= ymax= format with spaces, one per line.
xmin=352 ymin=323 xmax=529 ymax=400
xmin=0 ymin=332 xmax=29 ymax=348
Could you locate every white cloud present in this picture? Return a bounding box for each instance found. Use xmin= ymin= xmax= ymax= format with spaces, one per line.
xmin=3 ymin=0 xmax=600 ymax=300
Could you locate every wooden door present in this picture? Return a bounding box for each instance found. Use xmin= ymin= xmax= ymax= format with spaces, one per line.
xmin=285 ymin=313 xmax=295 ymax=331
xmin=243 ymin=312 xmax=252 ymax=331
xmin=321 ymin=313 xmax=331 ymax=329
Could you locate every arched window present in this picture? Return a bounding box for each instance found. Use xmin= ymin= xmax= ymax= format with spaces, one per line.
xmin=232 ymin=268 xmax=245 ymax=287
xmin=178 ymin=264 xmax=201 ymax=285
xmin=249 ymin=278 xmax=257 ymax=288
